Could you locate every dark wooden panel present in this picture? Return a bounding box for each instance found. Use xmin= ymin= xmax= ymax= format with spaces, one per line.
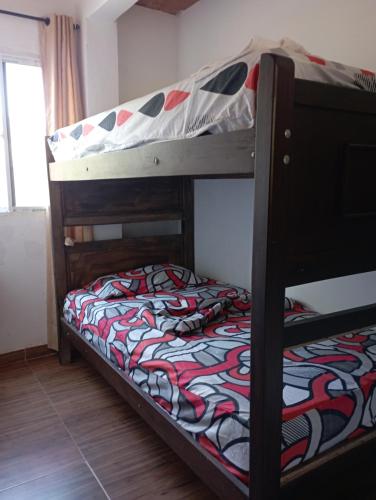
xmin=284 ymin=89 xmax=376 ymax=286
xmin=66 ymin=235 xmax=185 ymax=290
xmin=343 ymin=144 xmax=376 ymax=217
xmin=62 ymin=177 xmax=182 ymax=219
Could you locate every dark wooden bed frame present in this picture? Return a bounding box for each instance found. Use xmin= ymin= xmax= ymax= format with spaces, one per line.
xmin=47 ymin=54 xmax=376 ymax=500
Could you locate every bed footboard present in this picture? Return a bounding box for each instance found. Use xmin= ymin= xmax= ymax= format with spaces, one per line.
xmin=252 ymin=53 xmax=376 ymax=500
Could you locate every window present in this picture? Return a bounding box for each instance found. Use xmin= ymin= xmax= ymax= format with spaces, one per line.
xmin=0 ymin=60 xmax=47 ymax=211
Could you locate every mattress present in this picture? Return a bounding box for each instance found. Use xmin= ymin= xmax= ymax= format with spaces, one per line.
xmin=63 ymin=265 xmax=376 ymax=484
xmin=49 ymin=37 xmax=376 ymax=162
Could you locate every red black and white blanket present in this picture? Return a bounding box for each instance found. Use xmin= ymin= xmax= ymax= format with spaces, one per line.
xmin=63 ymin=264 xmax=376 ymax=483
xmin=49 ymin=37 xmax=376 ymax=162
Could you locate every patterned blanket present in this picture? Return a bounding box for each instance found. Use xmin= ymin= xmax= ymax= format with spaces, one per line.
xmin=63 ymin=266 xmax=376 ymax=483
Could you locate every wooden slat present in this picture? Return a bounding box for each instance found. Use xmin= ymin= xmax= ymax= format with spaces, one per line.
xmin=64 ymin=211 xmax=183 ymax=226
xmin=49 ymin=130 xmax=255 ymax=182
xmin=284 ymin=303 xmax=376 ymax=348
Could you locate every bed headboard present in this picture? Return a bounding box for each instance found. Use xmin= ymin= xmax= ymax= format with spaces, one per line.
xmin=47 ymin=147 xmax=194 ymax=312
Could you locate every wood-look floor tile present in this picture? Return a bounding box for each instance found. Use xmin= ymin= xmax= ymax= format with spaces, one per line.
xmin=51 ymin=378 xmax=123 ymax=414
xmin=30 ymin=356 xmax=130 ymax=424
xmin=29 ymin=356 xmax=216 ymax=499
xmin=29 ymin=358 xmax=113 ymax=405
xmin=56 ymin=395 xmax=130 ymax=448
xmin=0 ymin=364 xmax=45 ymax=405
xmin=0 ymin=463 xmax=106 ymax=500
xmin=29 ymin=356 xmax=100 ymax=390
xmin=0 ymin=415 xmax=82 ymax=491
xmin=77 ymin=410 xmax=216 ymax=499
xmin=0 ymin=360 xmax=28 ymax=375
xmin=0 ymin=351 xmax=25 ymax=367
xmin=0 ymin=393 xmax=55 ymax=435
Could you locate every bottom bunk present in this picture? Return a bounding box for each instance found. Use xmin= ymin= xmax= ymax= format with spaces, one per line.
xmin=61 ymin=263 xmax=376 ymax=498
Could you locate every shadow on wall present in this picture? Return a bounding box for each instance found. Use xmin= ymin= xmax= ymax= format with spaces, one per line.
xmin=194 ymin=178 xmax=254 ymax=289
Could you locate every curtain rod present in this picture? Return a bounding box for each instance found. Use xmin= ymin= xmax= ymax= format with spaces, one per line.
xmin=0 ymin=9 xmax=80 ymax=29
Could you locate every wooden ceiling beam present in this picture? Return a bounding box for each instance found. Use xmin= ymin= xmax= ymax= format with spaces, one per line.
xmin=137 ymin=0 xmax=200 ymax=15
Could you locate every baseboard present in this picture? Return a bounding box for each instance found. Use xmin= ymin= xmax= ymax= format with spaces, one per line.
xmin=0 ymin=344 xmax=56 ymax=366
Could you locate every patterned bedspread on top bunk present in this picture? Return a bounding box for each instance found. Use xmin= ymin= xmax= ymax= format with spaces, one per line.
xmin=63 ymin=264 xmax=376 ymax=484
xmin=49 ymin=37 xmax=376 ymax=162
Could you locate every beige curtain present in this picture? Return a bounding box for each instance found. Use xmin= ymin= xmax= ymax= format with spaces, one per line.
xmin=40 ymin=15 xmax=83 ymax=133
xmin=40 ymin=15 xmax=92 ymax=350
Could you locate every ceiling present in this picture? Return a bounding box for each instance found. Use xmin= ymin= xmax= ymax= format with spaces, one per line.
xmin=136 ymin=0 xmax=200 ymax=15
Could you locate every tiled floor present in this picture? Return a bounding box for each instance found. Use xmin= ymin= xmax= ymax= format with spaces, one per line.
xmin=0 ymin=355 xmax=216 ymax=499
xmin=3 ymin=355 xmax=376 ymax=500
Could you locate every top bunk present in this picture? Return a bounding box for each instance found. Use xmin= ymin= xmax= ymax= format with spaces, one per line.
xmin=47 ymin=37 xmax=376 ymax=182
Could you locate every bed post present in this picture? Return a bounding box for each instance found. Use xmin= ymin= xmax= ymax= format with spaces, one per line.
xmin=46 ymin=139 xmax=72 ymax=364
xmin=250 ymin=54 xmax=295 ymax=500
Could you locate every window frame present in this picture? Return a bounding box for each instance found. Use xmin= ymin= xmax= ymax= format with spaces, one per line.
xmin=0 ymin=61 xmax=14 ymax=212
xmin=0 ymin=56 xmax=46 ymax=212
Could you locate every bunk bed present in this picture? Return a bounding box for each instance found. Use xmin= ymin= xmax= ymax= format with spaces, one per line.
xmin=47 ymin=46 xmax=376 ymax=500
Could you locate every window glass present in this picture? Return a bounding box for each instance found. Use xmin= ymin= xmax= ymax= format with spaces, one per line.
xmin=5 ymin=63 xmax=47 ymax=207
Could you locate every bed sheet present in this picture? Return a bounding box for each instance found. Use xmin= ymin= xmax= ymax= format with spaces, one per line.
xmin=64 ymin=281 xmax=376 ymax=483
xmin=49 ymin=37 xmax=376 ymax=162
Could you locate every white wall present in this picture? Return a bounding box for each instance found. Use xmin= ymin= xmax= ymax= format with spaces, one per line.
xmin=117 ymin=5 xmax=178 ymax=102
xmin=0 ymin=0 xmax=80 ymax=60
xmin=0 ymin=211 xmax=47 ymax=353
xmin=80 ymin=1 xmax=139 ymax=116
xmin=82 ymin=17 xmax=120 ymax=115
xmin=177 ymin=0 xmax=376 ymax=79
xmin=194 ymin=180 xmax=254 ymax=289
xmin=177 ymin=0 xmax=376 ymax=312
